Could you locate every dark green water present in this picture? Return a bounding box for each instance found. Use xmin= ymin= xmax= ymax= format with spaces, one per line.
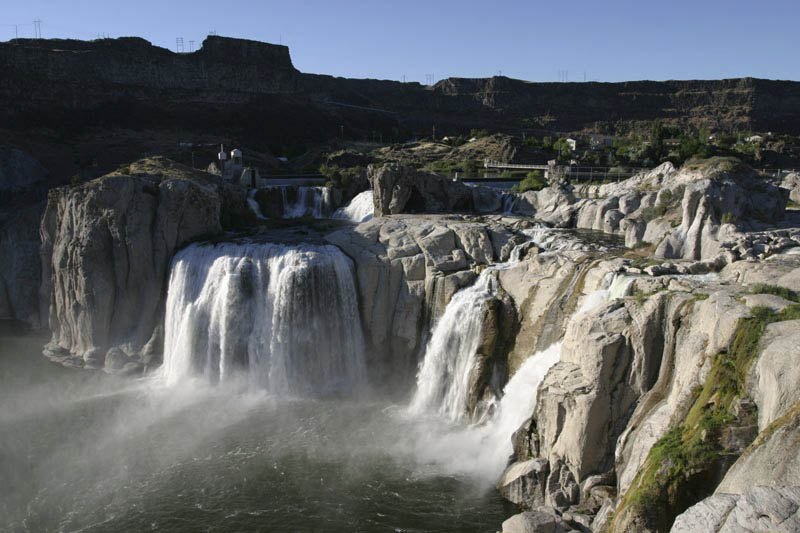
xmin=0 ymin=331 xmax=514 ymax=532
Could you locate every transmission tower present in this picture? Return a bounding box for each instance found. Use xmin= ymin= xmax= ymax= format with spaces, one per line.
xmin=176 ymin=37 xmax=184 ymax=53
xmin=33 ymin=19 xmax=42 ymax=38
xmin=189 ymin=40 xmax=195 ymax=52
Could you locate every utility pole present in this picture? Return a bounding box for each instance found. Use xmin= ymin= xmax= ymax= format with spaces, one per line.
xmin=14 ymin=25 xmax=18 ymax=39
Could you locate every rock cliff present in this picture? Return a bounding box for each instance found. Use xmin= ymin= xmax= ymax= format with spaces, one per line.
xmin=39 ymin=157 xmax=251 ymax=371
xmin=3 ymin=36 xmax=800 ymax=150
xmin=495 ymin=253 xmax=800 ymax=532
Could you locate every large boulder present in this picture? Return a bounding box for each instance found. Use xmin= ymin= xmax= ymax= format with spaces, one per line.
xmin=368 ymin=163 xmax=503 ymax=216
xmin=781 ymin=171 xmax=800 ymax=204
xmin=535 ymin=296 xmax=668 ymax=481
xmin=501 ymin=508 xmax=577 ymax=533
xmin=40 ymin=158 xmax=228 ymax=368
xmin=671 ymin=486 xmax=800 ymax=532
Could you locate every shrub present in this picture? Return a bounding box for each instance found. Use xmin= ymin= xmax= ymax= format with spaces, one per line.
xmin=461 ymin=159 xmax=480 ymax=176
xmin=513 ymin=171 xmax=546 ymax=193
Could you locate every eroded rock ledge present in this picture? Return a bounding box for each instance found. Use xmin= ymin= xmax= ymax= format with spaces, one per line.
xmin=369 ymin=158 xmax=791 ymax=265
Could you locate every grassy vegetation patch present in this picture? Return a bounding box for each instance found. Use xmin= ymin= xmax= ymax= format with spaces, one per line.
xmin=512 ymin=171 xmax=547 ymax=193
xmin=613 ymin=303 xmax=800 ymax=531
xmin=683 ymin=156 xmax=744 ymax=175
xmin=748 ymin=283 xmax=799 ymax=303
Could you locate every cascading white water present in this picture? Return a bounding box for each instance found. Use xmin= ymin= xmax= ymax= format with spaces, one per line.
xmin=408 ymin=271 xmax=500 ymax=421
xmin=247 ymin=189 xmax=267 ymax=219
xmin=281 ymin=186 xmax=332 ymax=218
xmin=501 ymin=193 xmax=516 ymax=215
xmin=406 ymin=256 xmax=635 ymax=480
xmin=333 ymin=190 xmax=374 ymax=223
xmin=162 ymin=242 xmax=367 ymax=395
xmin=408 ymin=243 xmax=530 ymax=421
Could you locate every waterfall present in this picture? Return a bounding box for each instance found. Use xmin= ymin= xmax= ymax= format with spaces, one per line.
xmin=408 ymin=271 xmax=499 ymax=421
xmin=281 ymin=186 xmax=332 ymax=218
xmin=162 ymin=242 xmax=367 ymax=395
xmin=501 ymin=193 xmax=516 ymax=215
xmin=406 ymin=257 xmax=636 ymax=479
xmin=247 ymin=189 xmax=267 ymax=219
xmin=408 ymin=243 xmax=533 ymax=421
xmin=333 ymin=190 xmax=374 ymax=223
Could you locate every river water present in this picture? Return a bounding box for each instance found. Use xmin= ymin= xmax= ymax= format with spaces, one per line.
xmin=0 ymin=330 xmax=514 ymax=532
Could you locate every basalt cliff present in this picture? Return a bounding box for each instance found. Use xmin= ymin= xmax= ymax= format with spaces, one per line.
xmin=2 ymin=35 xmax=800 ymax=150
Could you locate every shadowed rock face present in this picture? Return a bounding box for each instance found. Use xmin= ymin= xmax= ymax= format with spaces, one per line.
xmin=369 ymin=163 xmax=502 ymax=216
xmin=3 ymin=36 xmax=800 ymax=152
xmin=0 ymin=204 xmax=43 ymax=327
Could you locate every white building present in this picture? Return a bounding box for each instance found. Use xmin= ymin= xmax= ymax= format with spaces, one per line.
xmin=209 ymin=145 xmax=261 ymax=187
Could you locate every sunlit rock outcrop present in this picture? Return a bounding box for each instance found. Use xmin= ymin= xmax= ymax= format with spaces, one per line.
xmin=39 ymin=158 xmax=247 ymax=370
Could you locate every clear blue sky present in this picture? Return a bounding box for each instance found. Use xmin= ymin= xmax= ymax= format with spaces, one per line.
xmin=2 ymin=0 xmax=797 ymax=83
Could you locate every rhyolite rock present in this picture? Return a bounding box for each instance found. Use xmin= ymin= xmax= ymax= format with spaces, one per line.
xmin=40 ymin=158 xmax=233 ymax=369
xmin=368 ymin=163 xmax=504 ymax=216
xmin=501 ymin=508 xmax=577 ymax=533
xmin=671 ymin=486 xmax=800 ymax=533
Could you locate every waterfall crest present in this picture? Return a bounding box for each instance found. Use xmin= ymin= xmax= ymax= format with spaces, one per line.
xmin=281 ymin=186 xmax=332 ymax=218
xmin=162 ymin=242 xmax=367 ymax=395
xmin=333 ymin=190 xmax=374 ymax=223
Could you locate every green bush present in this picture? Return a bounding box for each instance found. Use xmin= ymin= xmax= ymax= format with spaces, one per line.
xmin=461 ymin=159 xmax=480 ymax=176
xmin=512 ymin=170 xmax=546 ymax=193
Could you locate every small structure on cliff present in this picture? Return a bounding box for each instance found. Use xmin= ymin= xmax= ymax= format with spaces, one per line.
xmin=207 ymin=145 xmax=263 ymax=187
